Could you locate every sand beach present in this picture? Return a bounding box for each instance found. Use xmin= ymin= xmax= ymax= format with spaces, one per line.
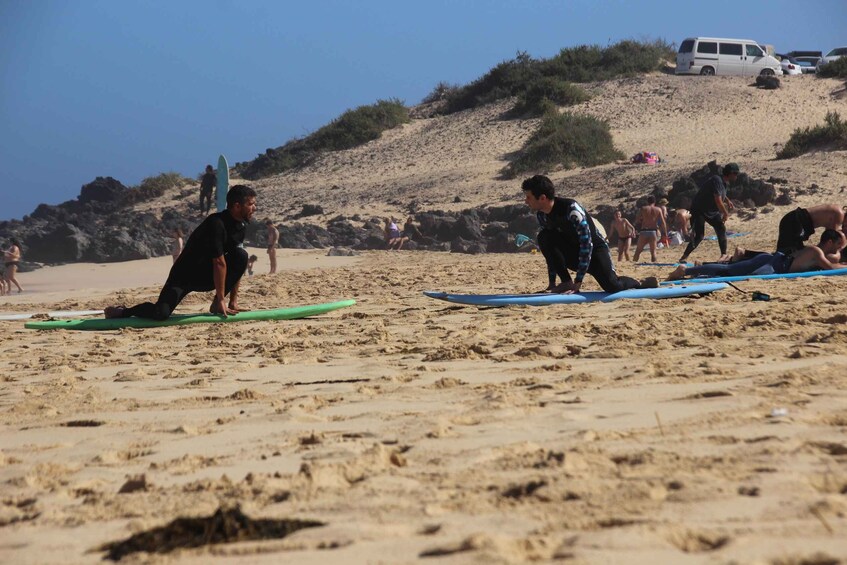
xmin=1 ymin=74 xmax=846 ymax=563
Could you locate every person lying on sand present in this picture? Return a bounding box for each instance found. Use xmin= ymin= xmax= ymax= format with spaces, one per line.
xmin=105 ymin=185 xmax=257 ymax=320
xmin=667 ymin=229 xmax=846 ymax=280
xmin=522 ymin=175 xmax=657 ymax=294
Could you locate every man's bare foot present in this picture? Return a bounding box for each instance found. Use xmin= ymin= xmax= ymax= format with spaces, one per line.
xmin=731 ymin=247 xmax=746 ymax=262
xmin=640 ymin=276 xmax=659 ymax=288
xmin=666 ymin=265 xmax=687 ymax=281
xmin=550 ymin=282 xmax=575 ymax=294
xmin=104 ymin=306 xmax=126 ymax=319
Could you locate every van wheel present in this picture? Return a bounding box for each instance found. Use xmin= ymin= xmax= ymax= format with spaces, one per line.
xmin=700 ymin=66 xmax=715 ymax=76
xmin=760 ymin=68 xmax=775 ymax=76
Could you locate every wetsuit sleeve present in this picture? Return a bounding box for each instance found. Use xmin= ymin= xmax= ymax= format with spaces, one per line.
xmin=568 ymin=204 xmax=593 ymax=284
xmin=209 ymin=218 xmax=226 ymax=258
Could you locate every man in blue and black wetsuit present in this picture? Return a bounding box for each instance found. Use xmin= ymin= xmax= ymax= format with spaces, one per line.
xmin=522 ymin=175 xmax=658 ymax=294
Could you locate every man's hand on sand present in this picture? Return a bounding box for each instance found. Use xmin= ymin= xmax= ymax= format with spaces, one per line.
xmin=210 ymin=297 xmax=237 ymax=317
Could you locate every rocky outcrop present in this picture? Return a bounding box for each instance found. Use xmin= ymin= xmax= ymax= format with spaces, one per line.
xmin=0 ymin=162 xmax=795 ymax=266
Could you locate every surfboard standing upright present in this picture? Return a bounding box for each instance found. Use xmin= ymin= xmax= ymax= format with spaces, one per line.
xmin=216 ymin=154 xmax=229 ymax=212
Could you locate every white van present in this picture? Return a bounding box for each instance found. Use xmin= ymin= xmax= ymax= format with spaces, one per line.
xmin=676 ymin=37 xmax=782 ymax=76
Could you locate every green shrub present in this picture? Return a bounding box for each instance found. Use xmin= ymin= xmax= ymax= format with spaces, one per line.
xmin=508 ymin=77 xmax=590 ymax=118
xmin=443 ymin=51 xmax=542 ymax=114
xmin=124 ymin=172 xmax=192 ymax=204
xmin=501 ymin=111 xmax=625 ymax=178
xmin=237 ymin=99 xmax=409 ymax=179
xmin=777 ymin=111 xmax=847 ymax=159
xmin=816 ymin=56 xmax=847 ymax=79
xmin=442 ymin=39 xmax=674 ymax=115
xmin=421 ymin=81 xmax=458 ymax=104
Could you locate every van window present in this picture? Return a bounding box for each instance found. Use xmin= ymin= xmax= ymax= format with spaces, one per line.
xmin=679 ymin=40 xmax=694 ymax=53
xmin=747 ymin=45 xmax=764 ymax=57
xmin=720 ymin=43 xmax=743 ymax=56
xmin=697 ymin=42 xmax=717 ymax=54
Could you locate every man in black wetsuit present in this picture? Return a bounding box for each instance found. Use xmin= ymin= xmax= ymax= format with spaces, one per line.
xmin=199 ymin=164 xmax=217 ymax=215
xmin=678 ymin=163 xmax=738 ymax=263
xmin=522 ymin=175 xmax=657 ymax=294
xmin=105 ymin=184 xmax=257 ymax=320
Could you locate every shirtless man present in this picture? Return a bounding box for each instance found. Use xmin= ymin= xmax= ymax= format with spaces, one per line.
xmin=673 ymin=208 xmax=691 ymax=241
xmin=776 ymin=204 xmax=847 ymax=255
xmin=265 ymin=219 xmax=279 ymax=274
xmin=611 ymin=210 xmax=636 ymax=262
xmin=667 ymin=229 xmax=846 ymax=280
xmin=632 ymin=196 xmax=667 ymax=262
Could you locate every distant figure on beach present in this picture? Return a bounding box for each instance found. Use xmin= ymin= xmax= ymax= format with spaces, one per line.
xmin=611 ymin=210 xmax=636 ymax=262
xmin=775 ymin=204 xmax=847 ymax=255
xmin=171 ymin=228 xmax=184 ymax=263
xmin=384 ymin=218 xmax=408 ymax=250
xmin=657 ymin=198 xmax=670 ymax=245
xmin=247 ymin=254 xmax=258 ymax=276
xmin=632 ymin=196 xmax=667 ymax=262
xmin=678 ymin=163 xmax=739 ymax=263
xmin=199 ymin=164 xmax=217 ymax=216
xmin=403 ymin=216 xmax=422 ymax=241
xmin=522 ymin=175 xmax=657 ymax=293
xmin=104 ymin=184 xmax=256 ymax=320
xmin=4 ymin=238 xmax=23 ymax=293
xmin=673 ymin=208 xmax=691 ymax=241
xmin=265 ymin=219 xmax=279 ymax=274
xmin=667 ymin=229 xmax=846 ymax=280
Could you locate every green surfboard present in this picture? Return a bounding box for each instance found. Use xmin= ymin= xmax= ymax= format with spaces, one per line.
xmin=25 ymin=300 xmax=355 ymax=331
xmin=216 ymin=154 xmax=229 ymax=212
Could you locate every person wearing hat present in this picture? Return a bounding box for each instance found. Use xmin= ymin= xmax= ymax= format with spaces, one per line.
xmin=678 ymin=163 xmax=739 ymax=263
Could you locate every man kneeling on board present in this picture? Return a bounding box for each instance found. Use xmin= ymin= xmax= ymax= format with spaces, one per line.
xmin=105 ymin=184 xmax=257 ymax=320
xmin=666 ymin=229 xmax=846 ymax=281
xmin=522 ymin=175 xmax=658 ymax=294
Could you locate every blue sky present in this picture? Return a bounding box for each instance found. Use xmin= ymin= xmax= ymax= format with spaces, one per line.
xmin=1 ymin=0 xmax=845 ymax=221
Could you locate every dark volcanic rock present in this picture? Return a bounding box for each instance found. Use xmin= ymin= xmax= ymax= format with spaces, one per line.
xmin=78 ymin=177 xmax=127 ymax=204
xmin=24 ymin=224 xmax=91 ymax=263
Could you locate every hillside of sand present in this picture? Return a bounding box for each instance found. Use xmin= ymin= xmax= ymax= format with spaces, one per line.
xmin=1 ymin=73 xmax=847 ymax=564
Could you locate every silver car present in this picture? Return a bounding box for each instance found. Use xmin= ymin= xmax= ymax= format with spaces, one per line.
xmin=816 ymin=47 xmax=847 ymax=72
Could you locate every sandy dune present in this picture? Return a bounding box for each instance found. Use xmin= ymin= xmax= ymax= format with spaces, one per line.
xmin=1 ymin=73 xmax=846 ymax=563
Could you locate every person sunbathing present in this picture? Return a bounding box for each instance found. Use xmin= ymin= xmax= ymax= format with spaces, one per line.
xmin=667 ymin=229 xmax=846 ymax=281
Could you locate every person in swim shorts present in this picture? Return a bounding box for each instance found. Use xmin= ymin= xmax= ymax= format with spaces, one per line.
xmin=522 ymin=175 xmax=658 ymax=294
xmin=611 ymin=210 xmax=636 ymax=262
xmin=667 ymin=229 xmax=846 ymax=280
xmin=632 ymin=195 xmax=667 ymax=263
xmin=105 ymin=184 xmax=257 ymax=320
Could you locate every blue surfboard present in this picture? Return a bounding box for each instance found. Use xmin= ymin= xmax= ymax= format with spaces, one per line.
xmin=216 ymin=154 xmax=229 ymax=212
xmin=705 ymin=232 xmax=749 ymax=241
xmin=424 ymin=283 xmax=727 ymax=307
xmin=662 ymin=267 xmax=847 ymax=285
